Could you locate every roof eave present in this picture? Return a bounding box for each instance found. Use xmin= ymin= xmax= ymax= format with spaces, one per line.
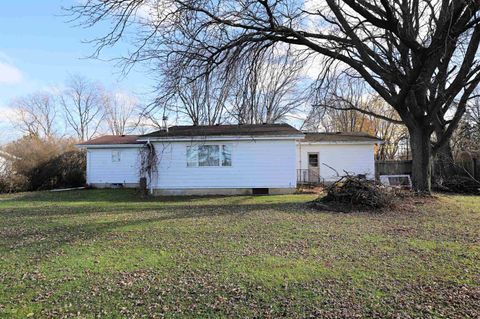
xmin=76 ymin=143 xmax=145 ymax=149
xmin=137 ymin=134 xmax=305 ymax=142
xmin=299 ymin=140 xmax=383 ymax=145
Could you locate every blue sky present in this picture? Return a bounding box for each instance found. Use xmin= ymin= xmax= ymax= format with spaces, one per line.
xmin=0 ymin=1 xmax=155 ymax=143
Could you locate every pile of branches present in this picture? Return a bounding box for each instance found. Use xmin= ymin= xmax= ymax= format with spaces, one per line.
xmin=434 ymin=175 xmax=480 ymax=194
xmin=310 ymin=175 xmax=393 ymax=211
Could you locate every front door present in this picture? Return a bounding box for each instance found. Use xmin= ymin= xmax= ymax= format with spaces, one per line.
xmin=308 ymin=153 xmax=319 ymax=183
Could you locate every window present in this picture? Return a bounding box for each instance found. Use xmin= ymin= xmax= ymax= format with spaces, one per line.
xmin=308 ymin=153 xmax=318 ymax=167
xmin=187 ymin=144 xmax=232 ymax=167
xmin=199 ymin=145 xmax=219 ymax=166
xmin=187 ymin=147 xmax=197 ymax=167
xmin=221 ymin=145 xmax=232 ymax=166
xmin=112 ymin=151 xmax=121 ymax=162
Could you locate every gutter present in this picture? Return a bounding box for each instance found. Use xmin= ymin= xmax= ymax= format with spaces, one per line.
xmin=298 ymin=140 xmax=383 ymax=145
xmin=75 ymin=144 xmax=145 ymax=149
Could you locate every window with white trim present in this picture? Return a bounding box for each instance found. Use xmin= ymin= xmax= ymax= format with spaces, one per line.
xmin=187 ymin=144 xmax=232 ymax=167
xmin=111 ymin=150 xmax=121 ymax=162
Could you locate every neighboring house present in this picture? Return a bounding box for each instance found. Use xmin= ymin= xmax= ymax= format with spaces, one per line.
xmin=77 ymin=124 xmax=380 ymax=195
xmin=0 ymin=150 xmax=18 ymax=174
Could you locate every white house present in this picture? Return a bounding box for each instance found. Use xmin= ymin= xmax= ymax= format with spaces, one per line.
xmin=297 ymin=132 xmax=380 ymax=183
xmin=77 ymin=124 xmax=380 ymax=195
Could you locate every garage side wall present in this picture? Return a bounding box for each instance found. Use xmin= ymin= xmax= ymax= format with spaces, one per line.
xmin=296 ymin=143 xmax=375 ymax=182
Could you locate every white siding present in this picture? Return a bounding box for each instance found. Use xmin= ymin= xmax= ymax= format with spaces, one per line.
xmin=86 ymin=148 xmax=140 ymax=184
xmin=296 ymin=143 xmax=375 ymax=182
xmin=153 ymin=140 xmax=296 ymax=189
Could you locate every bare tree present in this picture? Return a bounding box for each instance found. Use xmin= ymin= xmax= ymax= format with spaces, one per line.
xmin=69 ymin=0 xmax=480 ymax=192
xmin=10 ymin=92 xmax=58 ymax=138
xmin=307 ymin=79 xmax=407 ymax=160
xmin=452 ymin=93 xmax=480 ymax=157
xmin=308 ymin=78 xmax=378 ymax=133
xmin=229 ymin=48 xmax=305 ymax=124
xmin=164 ymin=71 xmax=231 ymax=125
xmin=368 ymin=98 xmax=409 ymax=160
xmin=103 ymin=90 xmax=139 ymax=135
xmin=60 ymin=75 xmax=104 ymax=141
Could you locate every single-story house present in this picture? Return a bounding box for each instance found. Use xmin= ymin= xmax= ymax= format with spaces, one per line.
xmin=77 ymin=124 xmax=381 ymax=195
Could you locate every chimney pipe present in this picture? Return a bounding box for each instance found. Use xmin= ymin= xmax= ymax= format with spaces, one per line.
xmin=162 ymin=116 xmax=168 ymax=132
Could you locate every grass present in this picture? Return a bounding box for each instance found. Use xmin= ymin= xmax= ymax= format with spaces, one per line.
xmin=0 ymin=189 xmax=479 ymax=318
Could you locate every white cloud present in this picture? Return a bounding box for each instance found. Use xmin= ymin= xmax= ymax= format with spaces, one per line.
xmin=0 ymin=62 xmax=23 ymax=85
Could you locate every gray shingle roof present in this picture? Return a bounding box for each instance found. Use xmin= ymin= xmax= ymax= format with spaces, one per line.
xmin=77 ymin=135 xmax=145 ymax=145
xmin=302 ymin=132 xmax=381 ymax=143
xmin=140 ymin=123 xmax=303 ymax=138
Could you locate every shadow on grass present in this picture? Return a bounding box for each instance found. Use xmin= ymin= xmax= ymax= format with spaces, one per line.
xmin=1 ymin=188 xmax=312 ymax=203
xmin=0 ymin=189 xmax=315 ymax=218
xmin=0 ymin=200 xmax=316 ymax=260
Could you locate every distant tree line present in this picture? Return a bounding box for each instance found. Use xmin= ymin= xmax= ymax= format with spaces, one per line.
xmin=0 ymin=74 xmax=146 ymax=192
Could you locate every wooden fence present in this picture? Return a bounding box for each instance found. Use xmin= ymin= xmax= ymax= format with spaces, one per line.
xmin=375 ymin=158 xmax=479 ymax=180
xmin=375 ymin=160 xmax=412 ymax=180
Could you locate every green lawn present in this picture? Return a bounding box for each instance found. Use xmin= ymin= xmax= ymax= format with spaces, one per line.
xmin=0 ymin=190 xmax=479 ymax=318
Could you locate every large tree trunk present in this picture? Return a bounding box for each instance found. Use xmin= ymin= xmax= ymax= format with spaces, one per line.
xmin=433 ymin=127 xmax=456 ymax=182
xmin=409 ymin=126 xmax=432 ymax=193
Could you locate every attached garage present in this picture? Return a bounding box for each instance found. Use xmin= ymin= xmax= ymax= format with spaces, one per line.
xmin=296 ymin=132 xmax=381 ymax=183
xmin=81 ymin=135 xmax=145 ymax=188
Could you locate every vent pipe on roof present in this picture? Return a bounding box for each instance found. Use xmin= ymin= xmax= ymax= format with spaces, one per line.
xmin=162 ymin=116 xmax=169 ymax=132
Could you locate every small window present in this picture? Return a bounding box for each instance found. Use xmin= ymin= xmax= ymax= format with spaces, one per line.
xmin=112 ymin=151 xmax=121 ymax=162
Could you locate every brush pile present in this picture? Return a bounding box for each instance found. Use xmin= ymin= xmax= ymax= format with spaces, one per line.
xmin=435 ymin=175 xmax=480 ymax=194
xmin=310 ymin=175 xmax=393 ymax=211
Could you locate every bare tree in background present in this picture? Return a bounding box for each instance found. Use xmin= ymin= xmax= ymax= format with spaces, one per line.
xmin=60 ymin=75 xmax=104 ymax=141
xmin=69 ymin=0 xmax=480 ymax=192
xmin=229 ymin=48 xmax=305 ymax=124
xmin=452 ymin=93 xmax=480 ymax=157
xmin=307 ymin=78 xmax=376 ymax=133
xmin=103 ymin=90 xmax=139 ymax=135
xmin=165 ymin=71 xmax=231 ymax=125
xmin=368 ymin=98 xmax=408 ymax=160
xmin=307 ymin=78 xmax=407 ymax=160
xmin=10 ymin=92 xmax=58 ymax=138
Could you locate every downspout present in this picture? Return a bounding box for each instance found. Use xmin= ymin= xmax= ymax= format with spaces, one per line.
xmin=148 ymin=138 xmax=154 ymax=195
xmin=297 ymin=140 xmax=302 ymax=186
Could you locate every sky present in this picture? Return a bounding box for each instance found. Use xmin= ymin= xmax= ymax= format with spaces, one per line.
xmin=0 ymin=1 xmax=155 ymax=143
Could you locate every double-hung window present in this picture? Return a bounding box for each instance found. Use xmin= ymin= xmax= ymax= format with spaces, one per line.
xmin=187 ymin=144 xmax=232 ymax=167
